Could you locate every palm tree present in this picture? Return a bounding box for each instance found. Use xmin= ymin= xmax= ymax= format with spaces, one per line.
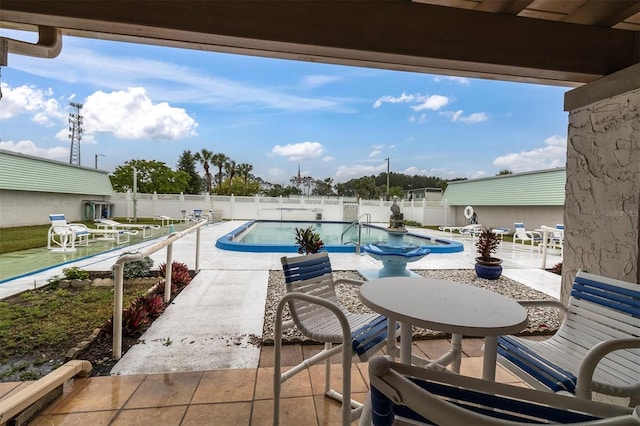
xmin=224 ymin=159 xmax=237 ymax=193
xmin=237 ymin=163 xmax=253 ymax=186
xmin=211 ymin=153 xmax=229 ymax=194
xmin=194 ymin=149 xmax=214 ymax=193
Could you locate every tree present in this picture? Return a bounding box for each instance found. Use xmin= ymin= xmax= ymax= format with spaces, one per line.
xmin=176 ymin=150 xmax=203 ymax=194
xmin=237 ymin=163 xmax=253 ymax=187
xmin=313 ymin=177 xmax=335 ymax=197
xmin=211 ymin=153 xmax=229 ymax=194
xmin=110 ymin=159 xmax=189 ymax=194
xmin=301 ymin=176 xmax=315 ymax=196
xmin=194 ymin=149 xmax=214 ymax=193
xmin=224 ymin=159 xmax=237 ymax=194
xmin=497 ymin=169 xmax=513 ymax=175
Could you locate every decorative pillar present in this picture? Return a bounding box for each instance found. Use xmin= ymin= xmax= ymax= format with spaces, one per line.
xmin=562 ymin=64 xmax=640 ymax=303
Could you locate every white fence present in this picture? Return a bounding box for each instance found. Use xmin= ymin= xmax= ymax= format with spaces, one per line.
xmin=109 ymin=192 xmax=454 ymax=226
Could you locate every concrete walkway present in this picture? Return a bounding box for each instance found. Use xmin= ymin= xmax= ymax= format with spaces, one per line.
xmin=0 ymin=220 xmax=563 ymax=375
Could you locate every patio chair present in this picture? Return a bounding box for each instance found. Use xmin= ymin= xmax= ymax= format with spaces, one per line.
xmin=95 ymin=218 xmax=160 ymax=238
xmin=47 ymin=213 xmax=95 ymax=252
xmin=362 ymin=355 xmax=638 ymax=425
xmin=497 ymin=270 xmax=640 ymax=405
xmin=512 ymin=222 xmax=543 ymax=251
xmin=458 ymin=223 xmax=482 ymax=239
xmin=275 ymin=252 xmax=396 ymax=426
xmin=548 ymin=223 xmax=564 ymax=252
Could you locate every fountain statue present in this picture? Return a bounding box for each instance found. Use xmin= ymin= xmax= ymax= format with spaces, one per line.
xmin=360 ymin=198 xmax=430 ymax=279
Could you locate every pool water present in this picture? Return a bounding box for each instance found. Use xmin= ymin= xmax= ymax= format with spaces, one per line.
xmin=215 ymin=220 xmax=463 ymax=253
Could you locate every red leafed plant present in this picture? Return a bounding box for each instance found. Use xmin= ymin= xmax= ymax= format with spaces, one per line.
xmin=159 ymin=262 xmax=193 ymax=287
xmin=140 ymin=294 xmax=165 ymax=319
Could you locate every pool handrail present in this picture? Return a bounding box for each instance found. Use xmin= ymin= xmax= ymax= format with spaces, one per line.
xmin=111 ymin=219 xmax=207 ymax=360
xmin=340 ymin=213 xmax=371 ymax=254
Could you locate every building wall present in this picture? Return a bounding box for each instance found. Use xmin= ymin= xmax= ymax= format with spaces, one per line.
xmin=563 ymin=79 xmax=639 ymax=301
xmin=453 ymin=205 xmax=564 ymax=231
xmin=0 ymin=190 xmax=106 ymax=227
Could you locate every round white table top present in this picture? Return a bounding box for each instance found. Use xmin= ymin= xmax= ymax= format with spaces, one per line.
xmin=359 ymin=277 xmax=528 ymax=336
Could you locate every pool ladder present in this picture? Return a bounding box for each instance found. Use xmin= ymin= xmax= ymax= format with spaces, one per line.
xmin=340 ymin=213 xmax=371 ymax=254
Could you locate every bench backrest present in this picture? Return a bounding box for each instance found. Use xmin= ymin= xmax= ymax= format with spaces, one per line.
xmin=569 ymin=270 xmax=640 ymax=335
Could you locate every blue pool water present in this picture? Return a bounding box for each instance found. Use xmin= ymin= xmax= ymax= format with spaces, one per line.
xmin=215 ymin=220 xmax=463 ymax=253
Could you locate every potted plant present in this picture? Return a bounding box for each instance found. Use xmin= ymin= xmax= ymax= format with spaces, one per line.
xmin=474 ymin=227 xmax=503 ymax=280
xmin=294 ymin=225 xmax=324 ymax=255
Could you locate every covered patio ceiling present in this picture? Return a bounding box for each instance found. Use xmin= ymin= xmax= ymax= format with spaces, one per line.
xmin=1 ymin=0 xmax=639 ymax=87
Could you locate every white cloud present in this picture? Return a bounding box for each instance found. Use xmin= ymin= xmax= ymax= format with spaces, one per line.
xmin=335 ymin=162 xmax=387 ymax=180
xmin=404 ymin=166 xmax=427 ymax=175
xmin=322 ymin=156 xmax=335 ymax=162
xmin=0 ymin=140 xmax=68 ymax=160
xmin=471 ymin=170 xmax=487 ymax=179
xmin=302 ymin=75 xmax=341 ymax=89
xmin=9 ymin=41 xmax=348 ymax=112
xmin=373 ymin=92 xmax=414 ymax=108
xmin=369 ymin=150 xmax=381 ymax=158
xmin=493 ymin=135 xmax=567 ymax=172
xmin=271 ymin=141 xmax=325 ymax=161
xmin=433 ymin=76 xmax=471 ymax=86
xmin=442 ymin=110 xmax=488 ymax=124
xmin=0 ymin=83 xmax=66 ymax=125
xmin=411 ymin=95 xmax=449 ymax=112
xmin=266 ymin=167 xmax=286 ymax=178
xmin=82 ymin=87 xmax=198 ymax=140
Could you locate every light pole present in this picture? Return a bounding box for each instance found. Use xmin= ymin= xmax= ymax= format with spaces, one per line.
xmin=95 ymin=153 xmax=105 ymax=169
xmin=385 ymin=157 xmax=390 ymax=201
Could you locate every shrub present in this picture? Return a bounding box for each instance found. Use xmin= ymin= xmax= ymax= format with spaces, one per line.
xmin=140 ymin=294 xmax=165 ymax=319
xmin=62 ymin=267 xmax=89 ymax=280
xmin=550 ymin=262 xmax=562 ymax=275
xmin=121 ymin=304 xmax=150 ymax=336
xmin=159 ymin=262 xmax=192 ymax=287
xmin=118 ymin=256 xmax=154 ymax=279
xmin=294 ymin=226 xmax=324 ymax=255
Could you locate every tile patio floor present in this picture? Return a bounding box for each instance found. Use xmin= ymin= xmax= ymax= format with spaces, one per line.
xmin=2 ymin=337 xmax=538 ymax=425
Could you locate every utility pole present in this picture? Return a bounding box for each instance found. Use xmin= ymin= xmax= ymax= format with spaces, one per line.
xmin=68 ymin=102 xmax=83 ymax=165
xmin=95 ymin=153 xmax=105 ymax=169
xmin=385 ymin=157 xmax=390 ymax=201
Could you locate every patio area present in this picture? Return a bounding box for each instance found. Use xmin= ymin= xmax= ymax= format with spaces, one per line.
xmin=0 ymin=220 xmax=562 ymax=424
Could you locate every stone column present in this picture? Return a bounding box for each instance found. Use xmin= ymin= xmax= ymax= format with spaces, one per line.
xmin=562 ymin=64 xmax=639 ymax=303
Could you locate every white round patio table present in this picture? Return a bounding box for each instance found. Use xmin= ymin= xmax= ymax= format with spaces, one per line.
xmin=359 ymin=276 xmax=528 ymax=380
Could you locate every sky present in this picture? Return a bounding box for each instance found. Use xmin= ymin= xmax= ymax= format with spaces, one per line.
xmin=0 ymin=28 xmax=570 ymax=185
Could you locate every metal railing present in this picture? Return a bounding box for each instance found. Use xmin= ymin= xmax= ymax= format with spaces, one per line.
xmin=340 ymin=213 xmax=371 ymax=254
xmin=111 ymin=219 xmax=207 ymax=359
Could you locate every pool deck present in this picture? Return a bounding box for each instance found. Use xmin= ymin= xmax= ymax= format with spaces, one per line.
xmin=1 ymin=220 xmax=562 ymax=375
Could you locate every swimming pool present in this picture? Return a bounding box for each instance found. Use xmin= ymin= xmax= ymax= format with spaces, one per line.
xmin=215 ymin=220 xmax=464 ymax=253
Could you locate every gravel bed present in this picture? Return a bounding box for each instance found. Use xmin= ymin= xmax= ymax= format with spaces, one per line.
xmin=262 ymin=269 xmax=560 ymax=345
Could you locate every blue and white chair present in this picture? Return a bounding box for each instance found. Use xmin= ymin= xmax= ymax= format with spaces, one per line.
xmin=497 ymin=270 xmax=639 ymax=405
xmin=275 ymin=252 xmax=397 ymax=425
xmin=512 ymin=222 xmax=543 ymax=251
xmin=362 ymin=355 xmax=638 ymax=425
xmin=47 ymin=214 xmax=94 ymax=252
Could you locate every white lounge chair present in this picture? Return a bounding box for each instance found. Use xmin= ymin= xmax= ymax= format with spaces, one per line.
xmin=95 ymin=218 xmax=160 ymax=238
xmin=362 ymin=355 xmax=638 ymax=425
xmin=275 ymin=252 xmax=396 ymax=425
xmin=512 ymin=222 xmax=543 ymax=251
xmin=47 ymin=214 xmax=94 ymax=252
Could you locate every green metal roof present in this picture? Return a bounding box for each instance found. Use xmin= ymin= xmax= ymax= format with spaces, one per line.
xmin=442 ymin=168 xmax=566 ymax=206
xmin=0 ymin=149 xmax=113 ymax=195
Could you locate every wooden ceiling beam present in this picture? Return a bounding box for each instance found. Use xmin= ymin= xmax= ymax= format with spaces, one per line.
xmin=1 ymin=1 xmax=638 ymax=86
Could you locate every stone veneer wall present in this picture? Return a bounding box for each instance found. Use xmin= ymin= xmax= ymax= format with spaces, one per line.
xmin=563 ymin=87 xmax=639 ymax=303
